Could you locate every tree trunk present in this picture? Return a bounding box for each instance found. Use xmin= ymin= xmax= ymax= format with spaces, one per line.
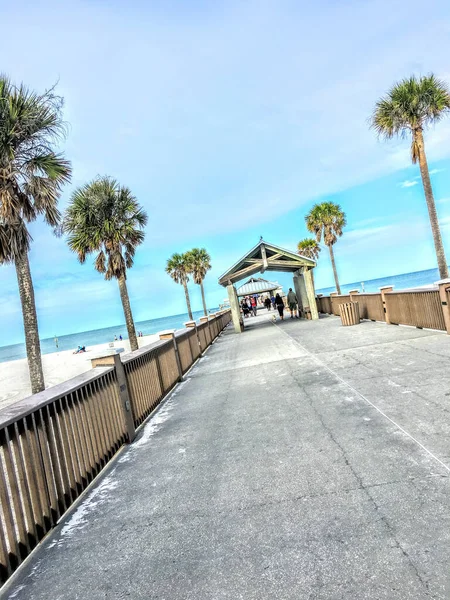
xmin=15 ymin=250 xmax=45 ymax=394
xmin=416 ymin=129 xmax=449 ymax=279
xmin=200 ymin=281 xmax=208 ymax=316
xmin=183 ymin=281 xmax=193 ymax=321
xmin=328 ymin=244 xmax=341 ymax=294
xmin=118 ymin=274 xmax=138 ymax=351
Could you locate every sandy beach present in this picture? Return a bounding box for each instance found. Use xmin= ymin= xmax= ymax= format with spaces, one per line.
xmin=0 ymin=334 xmax=160 ymax=412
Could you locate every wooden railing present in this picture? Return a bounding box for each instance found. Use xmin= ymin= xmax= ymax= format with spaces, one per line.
xmin=0 ymin=368 xmax=126 ymax=584
xmin=0 ymin=309 xmax=232 ymax=585
xmin=197 ymin=321 xmax=210 ymax=352
xmin=354 ymin=293 xmax=385 ymax=322
xmin=122 ymin=341 xmax=171 ymax=428
xmin=317 ymin=295 xmax=332 ymax=314
xmin=385 ymin=289 xmax=446 ymax=331
xmin=175 ymin=330 xmax=195 ymax=375
xmin=316 ymin=284 xmax=450 ymax=334
xmin=330 ymin=295 xmax=350 ymax=316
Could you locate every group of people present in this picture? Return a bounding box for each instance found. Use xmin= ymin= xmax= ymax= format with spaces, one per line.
xmin=263 ymin=290 xmax=300 ymax=320
xmin=240 ymin=289 xmax=300 ymax=321
xmin=114 ymin=331 xmax=144 ymax=341
xmin=240 ymin=296 xmax=258 ymax=317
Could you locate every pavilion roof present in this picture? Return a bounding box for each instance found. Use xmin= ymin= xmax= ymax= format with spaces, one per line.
xmin=218 ymin=239 xmax=315 ymax=286
xmin=236 ymin=277 xmax=280 ymax=296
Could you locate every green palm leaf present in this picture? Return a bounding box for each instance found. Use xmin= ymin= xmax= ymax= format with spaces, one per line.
xmin=370 ymin=74 xmax=450 ymax=278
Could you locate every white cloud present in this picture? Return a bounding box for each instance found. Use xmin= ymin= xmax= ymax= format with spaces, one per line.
xmin=400 ymin=180 xmax=419 ymax=188
xmin=430 ymin=168 xmax=446 ymax=175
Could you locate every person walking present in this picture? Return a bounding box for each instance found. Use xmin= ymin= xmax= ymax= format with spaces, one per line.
xmin=250 ymin=295 xmax=257 ymax=317
xmin=287 ymin=288 xmax=299 ymax=319
xmin=241 ymin=299 xmax=250 ymax=318
xmin=275 ymin=293 xmax=285 ymax=320
xmin=264 ymin=296 xmax=271 ymax=311
xmin=271 ymin=295 xmax=276 ymax=309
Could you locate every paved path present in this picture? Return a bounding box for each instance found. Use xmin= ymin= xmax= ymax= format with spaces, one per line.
xmin=4 ymin=313 xmax=450 ymax=599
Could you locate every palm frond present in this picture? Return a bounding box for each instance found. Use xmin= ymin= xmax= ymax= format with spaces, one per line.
xmin=297 ymin=238 xmax=321 ymax=260
xmin=185 ymin=247 xmax=211 ymax=284
xmin=166 ymin=252 xmax=190 ymax=286
xmin=370 ymin=74 xmax=450 ymax=145
xmin=0 ymin=75 xmax=71 ymax=262
xmin=63 ymin=176 xmax=147 ymax=281
xmin=305 ymin=202 xmax=345 ymax=247
xmin=0 ymin=219 xmax=31 ymax=263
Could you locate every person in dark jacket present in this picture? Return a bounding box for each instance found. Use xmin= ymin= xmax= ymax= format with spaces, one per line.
xmin=264 ymin=296 xmax=271 ymax=311
xmin=275 ymin=293 xmax=285 ymax=320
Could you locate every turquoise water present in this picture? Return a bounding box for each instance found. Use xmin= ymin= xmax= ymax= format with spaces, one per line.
xmin=316 ymin=267 xmax=442 ymax=296
xmin=0 ymin=309 xmax=217 ymax=364
xmin=0 ymin=266 xmax=444 ymax=364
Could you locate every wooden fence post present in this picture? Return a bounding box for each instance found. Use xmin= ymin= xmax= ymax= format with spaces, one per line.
xmin=329 ymin=291 xmax=338 ymax=315
xmin=349 ymin=289 xmax=359 ymax=301
xmin=185 ymin=320 xmax=202 ymax=355
xmin=379 ymin=286 xmax=394 ymax=324
xmin=90 ymin=349 xmax=136 ymax=443
xmin=435 ymin=279 xmax=450 ymax=335
xmin=159 ymin=330 xmax=183 ymax=382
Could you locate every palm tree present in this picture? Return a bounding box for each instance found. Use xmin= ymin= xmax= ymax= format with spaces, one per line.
xmin=0 ymin=76 xmax=71 ymax=394
xmin=186 ymin=248 xmax=211 ymax=316
xmin=166 ymin=253 xmax=193 ymax=320
xmin=297 ymin=238 xmax=321 ymax=288
xmin=64 ymin=177 xmax=147 ymax=352
xmin=297 ymin=238 xmax=321 ymax=261
xmin=371 ymin=74 xmax=450 ymax=278
xmin=306 ymin=202 xmax=346 ymax=294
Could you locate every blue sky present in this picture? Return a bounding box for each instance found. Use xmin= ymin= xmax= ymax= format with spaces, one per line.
xmin=2 ymin=0 xmax=450 ymax=344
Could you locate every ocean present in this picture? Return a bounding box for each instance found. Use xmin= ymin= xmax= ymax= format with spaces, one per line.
xmin=316 ymin=267 xmax=442 ymax=296
xmin=0 ymin=266 xmax=444 ymax=364
xmin=0 ymin=309 xmax=217 ymax=364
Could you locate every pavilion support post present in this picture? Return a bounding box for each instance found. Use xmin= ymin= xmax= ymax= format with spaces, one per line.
xmin=227 ymin=283 xmax=242 ymax=333
xmin=304 ymin=268 xmax=319 ymax=320
xmin=293 ymin=270 xmax=308 ymax=317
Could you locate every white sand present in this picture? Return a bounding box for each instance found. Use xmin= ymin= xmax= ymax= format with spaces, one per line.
xmin=0 ymin=334 xmax=160 ymax=412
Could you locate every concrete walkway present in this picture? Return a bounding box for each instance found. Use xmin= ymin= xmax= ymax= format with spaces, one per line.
xmin=4 ymin=313 xmax=450 ymax=599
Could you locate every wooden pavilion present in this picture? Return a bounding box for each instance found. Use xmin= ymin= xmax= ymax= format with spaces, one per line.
xmin=218 ymin=239 xmax=318 ymax=333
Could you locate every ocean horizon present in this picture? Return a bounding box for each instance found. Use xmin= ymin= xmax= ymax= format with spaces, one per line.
xmin=0 ymin=308 xmax=218 ymax=364
xmin=315 ymin=266 xmax=443 ymax=296
xmin=0 ymin=266 xmax=444 ymax=364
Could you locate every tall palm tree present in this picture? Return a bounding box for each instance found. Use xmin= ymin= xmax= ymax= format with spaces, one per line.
xmin=0 ymin=76 xmax=71 ymax=394
xmin=371 ymin=74 xmax=450 ymax=279
xmin=186 ymin=247 xmax=211 ymax=316
xmin=297 ymin=238 xmax=321 ymax=261
xmin=64 ymin=177 xmax=147 ymax=352
xmin=166 ymin=253 xmax=193 ymax=320
xmin=297 ymin=238 xmax=321 ymax=288
xmin=306 ymin=202 xmax=346 ymax=294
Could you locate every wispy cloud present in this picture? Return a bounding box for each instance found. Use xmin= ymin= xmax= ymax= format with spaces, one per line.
xmin=430 ymin=168 xmax=446 ymax=175
xmin=400 ymin=180 xmax=419 ymax=188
